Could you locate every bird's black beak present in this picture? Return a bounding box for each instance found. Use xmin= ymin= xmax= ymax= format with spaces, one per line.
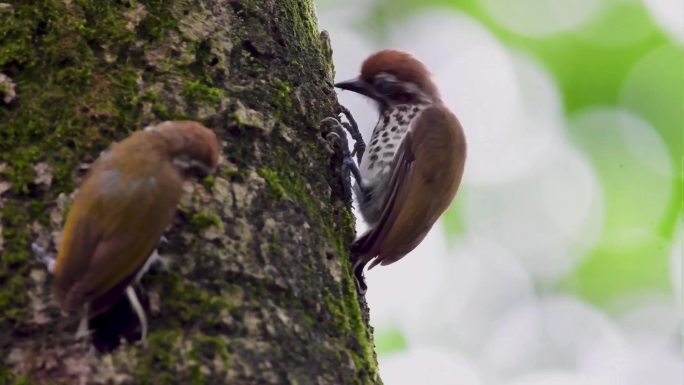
xmin=335 ymin=78 xmax=380 ymax=102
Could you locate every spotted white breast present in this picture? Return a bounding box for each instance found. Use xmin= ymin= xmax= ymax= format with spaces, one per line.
xmin=359 ymin=103 xmax=428 ymax=184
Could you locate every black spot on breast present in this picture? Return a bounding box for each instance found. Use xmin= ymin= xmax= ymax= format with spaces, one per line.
xmin=373 ymin=147 xmax=381 ymax=153
xmin=371 ymin=139 xmax=378 ymax=145
xmin=382 ymin=132 xmax=389 ymax=138
xmin=383 ymin=152 xmax=394 ymax=158
xmin=398 ymin=105 xmax=409 ymax=113
xmin=382 ymin=138 xmax=389 ymax=143
xmin=390 ymin=126 xmax=398 ymax=132
xmin=370 ymin=154 xmax=378 ymax=161
xmin=383 ymin=115 xmax=390 ymax=124
xmin=386 ymin=143 xmax=394 ymax=148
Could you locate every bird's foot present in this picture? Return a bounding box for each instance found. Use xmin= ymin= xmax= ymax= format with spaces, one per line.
xmin=31 ymin=242 xmax=55 ymax=274
xmin=321 ymin=116 xmax=364 ymax=188
xmin=338 ymin=105 xmax=366 ymax=164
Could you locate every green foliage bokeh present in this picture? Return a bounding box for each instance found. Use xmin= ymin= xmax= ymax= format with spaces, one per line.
xmin=351 ymin=0 xmax=683 ymax=306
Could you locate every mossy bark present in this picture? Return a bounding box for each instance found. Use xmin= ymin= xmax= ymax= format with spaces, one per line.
xmin=0 ymin=1 xmax=380 ymax=384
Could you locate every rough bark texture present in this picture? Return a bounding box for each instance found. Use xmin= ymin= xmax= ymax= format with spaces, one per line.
xmin=0 ymin=1 xmax=380 ymax=384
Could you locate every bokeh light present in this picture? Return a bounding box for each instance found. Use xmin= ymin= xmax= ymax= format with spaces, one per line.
xmin=480 ymin=0 xmax=604 ymax=37
xmin=642 ymin=0 xmax=684 ymax=43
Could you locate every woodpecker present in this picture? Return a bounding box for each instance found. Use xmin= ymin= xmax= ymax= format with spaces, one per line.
xmin=36 ymin=121 xmax=220 ymax=343
xmin=331 ymin=50 xmax=466 ymax=293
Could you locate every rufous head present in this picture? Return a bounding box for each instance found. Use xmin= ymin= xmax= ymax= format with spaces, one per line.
xmin=146 ymin=121 xmax=220 ymax=178
xmin=335 ymin=50 xmax=440 ymax=109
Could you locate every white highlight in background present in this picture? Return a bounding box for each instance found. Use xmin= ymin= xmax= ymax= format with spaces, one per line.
xmin=480 ymin=0 xmax=604 ymax=37
xmin=643 ymin=0 xmax=684 ymax=43
xmin=379 ymin=347 xmax=482 ymax=385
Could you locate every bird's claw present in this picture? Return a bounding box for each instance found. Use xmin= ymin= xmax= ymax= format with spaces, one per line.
xmin=324 ymin=131 xmax=343 ymax=148
xmin=352 ymin=259 xmax=368 ymax=294
xmin=321 ymin=117 xmax=352 ymax=156
xmin=351 ymin=140 xmax=366 ymax=160
xmin=338 ymin=105 xmax=365 ymax=163
xmin=321 ymin=117 xmax=364 ymax=187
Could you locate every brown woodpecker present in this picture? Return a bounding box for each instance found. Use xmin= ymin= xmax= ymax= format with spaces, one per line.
xmin=34 ymin=121 xmax=220 ymax=343
xmin=332 ymin=50 xmax=467 ymax=292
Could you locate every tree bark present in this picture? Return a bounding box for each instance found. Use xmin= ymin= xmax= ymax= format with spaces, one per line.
xmin=0 ymin=1 xmax=380 ymax=384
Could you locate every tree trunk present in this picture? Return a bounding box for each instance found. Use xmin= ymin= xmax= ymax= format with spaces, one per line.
xmin=0 ymin=1 xmax=380 ymax=384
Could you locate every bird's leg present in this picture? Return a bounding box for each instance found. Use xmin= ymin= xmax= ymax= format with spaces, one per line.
xmin=75 ymin=304 xmax=91 ymax=339
xmin=338 ymin=105 xmax=366 ymax=164
xmin=134 ymin=249 xmax=170 ymax=283
xmin=31 ymin=243 xmax=55 ymax=274
xmin=125 ymin=286 xmax=148 ymax=346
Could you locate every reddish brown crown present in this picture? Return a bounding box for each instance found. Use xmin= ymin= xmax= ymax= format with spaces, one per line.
xmin=360 ymin=50 xmax=440 ymax=100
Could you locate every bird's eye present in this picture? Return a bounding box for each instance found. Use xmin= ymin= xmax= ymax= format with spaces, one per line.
xmin=373 ymin=76 xmax=412 ymax=102
xmin=373 ymin=77 xmax=397 ymax=95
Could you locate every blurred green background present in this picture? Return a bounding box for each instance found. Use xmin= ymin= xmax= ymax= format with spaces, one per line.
xmin=317 ymin=0 xmax=682 ymax=383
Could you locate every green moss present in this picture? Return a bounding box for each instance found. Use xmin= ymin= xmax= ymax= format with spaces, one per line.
xmin=270 ymin=78 xmax=294 ymax=121
xmin=0 ymin=366 xmax=34 ymax=385
xmin=182 ymin=80 xmax=224 ymax=105
xmin=258 ymin=167 xmax=286 ymax=200
xmin=188 ymin=335 xmax=231 ymax=384
xmin=322 ymin=276 xmax=378 ymax=382
xmin=135 ymin=330 xmax=182 ymax=385
xmin=221 ymin=168 xmax=247 ymax=182
xmin=140 ymin=91 xmax=177 ymax=121
xmin=190 ymin=211 xmax=222 ymax=231
xmin=281 ymin=0 xmax=320 ymax=49
xmin=134 ymin=330 xmax=231 ymax=385
xmin=160 ymin=275 xmax=234 ymax=326
xmin=0 ymin=202 xmax=30 ymax=324
xmin=135 ymin=0 xmax=178 ymax=42
xmin=0 ymin=276 xmax=28 ymax=324
xmin=201 ymin=175 xmax=216 ymax=191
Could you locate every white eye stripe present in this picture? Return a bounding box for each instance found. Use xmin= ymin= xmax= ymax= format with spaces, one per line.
xmin=172 ymin=156 xmax=191 ymax=169
xmin=172 ymin=155 xmax=211 ymax=174
xmin=189 ymin=159 xmax=212 ymax=174
xmin=376 ymin=72 xmax=398 ymax=82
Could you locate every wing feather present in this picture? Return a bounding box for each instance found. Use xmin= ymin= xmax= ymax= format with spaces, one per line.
xmin=55 ymin=159 xmax=182 ymax=314
xmin=351 ymin=105 xmax=466 ymax=268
